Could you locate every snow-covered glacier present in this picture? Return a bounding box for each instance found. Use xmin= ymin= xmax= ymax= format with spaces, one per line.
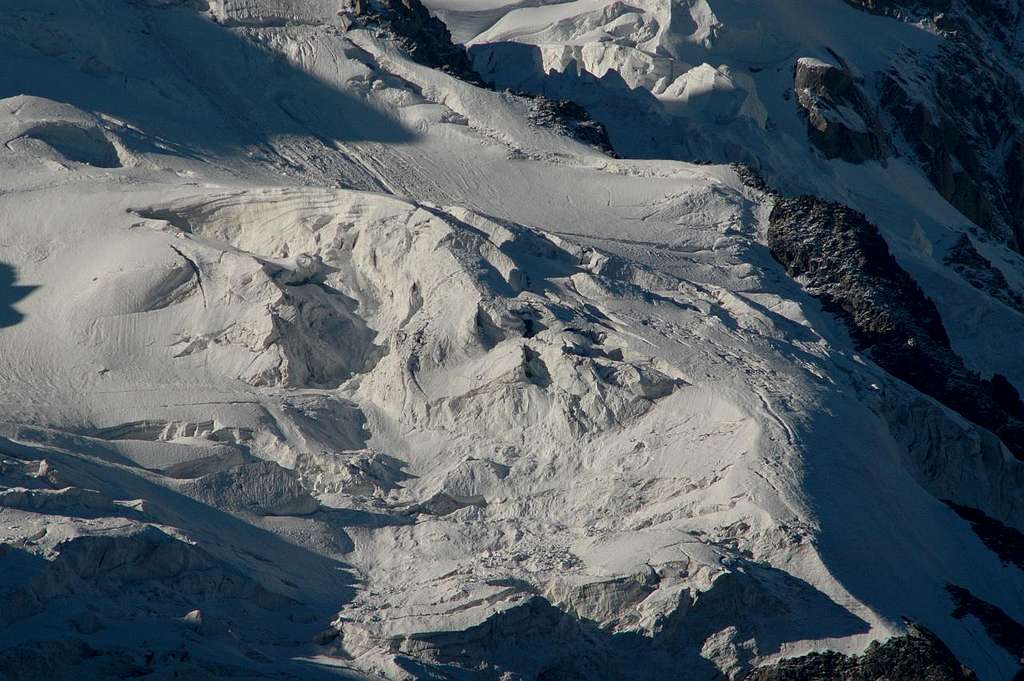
xmin=0 ymin=1 xmax=1023 ymax=679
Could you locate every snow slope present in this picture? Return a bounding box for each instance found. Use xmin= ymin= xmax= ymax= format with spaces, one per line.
xmin=0 ymin=1 xmax=1022 ymax=679
xmin=458 ymin=0 xmax=1024 ymax=392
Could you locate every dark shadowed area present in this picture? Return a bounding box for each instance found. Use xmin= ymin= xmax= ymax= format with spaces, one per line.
xmin=0 ymin=263 xmax=36 ymax=328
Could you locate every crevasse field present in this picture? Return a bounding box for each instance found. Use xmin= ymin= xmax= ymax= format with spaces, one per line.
xmin=1 ymin=1 xmax=1023 ymax=679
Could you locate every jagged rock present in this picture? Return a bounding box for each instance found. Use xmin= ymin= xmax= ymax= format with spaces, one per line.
xmin=880 ymin=66 xmax=1000 ymax=236
xmin=341 ymin=0 xmax=482 ymax=83
xmin=832 ymin=1 xmax=1024 ymax=250
xmin=768 ymin=195 xmax=1024 ymax=458
xmin=525 ymin=96 xmax=617 ymax=156
xmin=842 ymin=0 xmax=951 ymax=19
xmin=943 ymin=233 xmax=1024 ymax=314
xmin=793 ymin=57 xmax=889 ymax=164
xmin=744 ymin=623 xmax=977 ymax=680
xmin=732 ymin=163 xmax=781 ymax=198
xmin=868 ymin=5 xmax=1024 ymax=250
xmin=946 ymin=585 xmax=1024 ymax=666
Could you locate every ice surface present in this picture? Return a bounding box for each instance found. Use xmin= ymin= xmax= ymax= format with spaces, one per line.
xmin=0 ymin=1 xmax=1022 ymax=679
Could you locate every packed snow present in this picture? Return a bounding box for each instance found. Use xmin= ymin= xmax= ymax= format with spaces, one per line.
xmin=0 ymin=0 xmax=1022 ymax=679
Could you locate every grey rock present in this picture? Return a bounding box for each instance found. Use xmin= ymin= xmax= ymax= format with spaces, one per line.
xmin=845 ymin=0 xmax=1024 ymax=250
xmin=793 ymin=57 xmax=890 ymax=164
xmin=841 ymin=0 xmax=951 ymax=19
xmin=341 ymin=0 xmax=481 ymax=83
xmin=947 ymin=585 xmax=1024 ymax=667
xmin=525 ymin=96 xmax=616 ymax=156
xmin=767 ymin=195 xmax=1024 ymax=459
xmin=946 ymin=502 xmax=1024 ymax=569
xmin=943 ymin=233 xmax=1024 ymax=314
xmin=744 ymin=622 xmax=978 ymax=681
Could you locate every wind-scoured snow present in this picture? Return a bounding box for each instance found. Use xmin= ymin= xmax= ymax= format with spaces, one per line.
xmin=0 ymin=1 xmax=1023 ymax=680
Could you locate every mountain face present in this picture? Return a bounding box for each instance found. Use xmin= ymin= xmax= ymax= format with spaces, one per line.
xmin=862 ymin=0 xmax=1024 ymax=252
xmin=1 ymin=1 xmax=1023 ymax=680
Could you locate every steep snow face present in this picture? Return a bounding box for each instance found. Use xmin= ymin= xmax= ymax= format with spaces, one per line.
xmin=1 ymin=1 xmax=1024 ymax=680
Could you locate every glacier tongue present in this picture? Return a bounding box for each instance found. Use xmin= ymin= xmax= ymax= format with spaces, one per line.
xmin=0 ymin=0 xmax=1023 ymax=680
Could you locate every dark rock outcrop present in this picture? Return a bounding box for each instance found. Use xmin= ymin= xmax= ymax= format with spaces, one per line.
xmin=744 ymin=623 xmax=977 ymax=680
xmin=946 ymin=502 xmax=1024 ymax=569
xmin=733 ymin=163 xmax=781 ymax=197
xmin=340 ymin=0 xmax=617 ymax=154
xmin=767 ymin=195 xmax=1024 ymax=459
xmin=842 ymin=0 xmax=951 ymax=19
xmin=843 ymin=0 xmax=1024 ymax=251
xmin=793 ymin=58 xmax=890 ymax=164
xmin=943 ymin=233 xmax=1024 ymax=314
xmin=878 ymin=56 xmax=1012 ymax=241
xmin=524 ymin=96 xmax=617 ymax=156
xmin=947 ymin=585 xmax=1024 ymax=668
xmin=342 ymin=0 xmax=482 ymax=83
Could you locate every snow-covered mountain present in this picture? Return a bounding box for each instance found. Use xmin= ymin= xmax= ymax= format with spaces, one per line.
xmin=0 ymin=1 xmax=1022 ymax=679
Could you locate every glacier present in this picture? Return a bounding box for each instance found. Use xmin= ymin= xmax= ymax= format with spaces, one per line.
xmin=0 ymin=0 xmax=1022 ymax=679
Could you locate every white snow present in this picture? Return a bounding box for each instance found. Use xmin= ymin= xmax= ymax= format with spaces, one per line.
xmin=0 ymin=1 xmax=1022 ymax=680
